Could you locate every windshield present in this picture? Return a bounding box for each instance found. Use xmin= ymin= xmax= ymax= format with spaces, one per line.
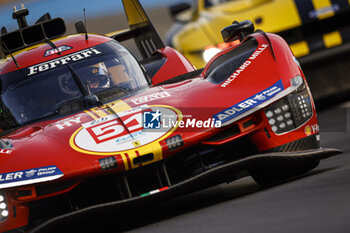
xmin=0 ymin=40 xmax=148 ymax=129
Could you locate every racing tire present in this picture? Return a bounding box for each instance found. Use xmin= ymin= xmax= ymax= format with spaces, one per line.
xmin=249 ymin=160 xmax=320 ymax=187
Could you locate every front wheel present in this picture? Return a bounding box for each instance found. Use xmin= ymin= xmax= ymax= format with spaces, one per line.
xmin=249 ymin=160 xmax=320 ymax=187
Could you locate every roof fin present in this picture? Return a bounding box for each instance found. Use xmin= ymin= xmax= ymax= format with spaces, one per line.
xmin=121 ymin=0 xmax=164 ymax=59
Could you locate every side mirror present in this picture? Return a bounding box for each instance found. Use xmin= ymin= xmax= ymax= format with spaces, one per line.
xmin=75 ymin=21 xmax=87 ymax=34
xmin=83 ymin=94 xmax=100 ymax=107
xmin=221 ymin=20 xmax=255 ymax=43
xmin=169 ymin=2 xmax=191 ymax=20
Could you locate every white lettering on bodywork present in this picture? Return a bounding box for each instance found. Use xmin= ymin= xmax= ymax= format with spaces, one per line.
xmin=27 ymin=48 xmax=102 ymax=76
xmin=221 ymin=44 xmax=269 ymax=87
xmin=56 ymin=117 xmax=82 ymax=130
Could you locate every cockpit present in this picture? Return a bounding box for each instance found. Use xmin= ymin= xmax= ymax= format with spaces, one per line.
xmin=0 ymin=40 xmax=148 ymax=130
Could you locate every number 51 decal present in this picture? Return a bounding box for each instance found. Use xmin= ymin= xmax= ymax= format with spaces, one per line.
xmin=85 ymin=111 xmax=143 ymax=144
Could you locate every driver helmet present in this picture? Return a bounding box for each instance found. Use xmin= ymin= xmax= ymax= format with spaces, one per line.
xmin=84 ymin=62 xmax=111 ymax=89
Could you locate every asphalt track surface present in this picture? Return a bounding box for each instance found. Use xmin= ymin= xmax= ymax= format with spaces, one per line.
xmin=108 ymin=105 xmax=350 ymax=233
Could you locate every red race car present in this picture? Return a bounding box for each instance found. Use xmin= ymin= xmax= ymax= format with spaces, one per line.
xmin=0 ymin=0 xmax=340 ymax=232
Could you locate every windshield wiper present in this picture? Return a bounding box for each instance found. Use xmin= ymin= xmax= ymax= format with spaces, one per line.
xmin=2 ymin=41 xmax=26 ymax=79
xmin=43 ymin=38 xmax=100 ymax=106
xmin=65 ymin=63 xmax=102 ymax=106
xmin=66 ymin=63 xmax=89 ymax=96
xmin=43 ymin=38 xmax=88 ymax=96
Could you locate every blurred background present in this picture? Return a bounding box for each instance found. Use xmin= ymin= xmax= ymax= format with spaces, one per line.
xmin=0 ymin=0 xmax=184 ymax=37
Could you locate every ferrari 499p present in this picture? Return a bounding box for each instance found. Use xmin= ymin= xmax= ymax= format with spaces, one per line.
xmin=0 ymin=0 xmax=339 ymax=232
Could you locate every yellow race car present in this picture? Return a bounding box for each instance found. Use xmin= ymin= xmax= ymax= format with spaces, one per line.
xmin=166 ymin=0 xmax=350 ymax=101
xmin=166 ymin=0 xmax=350 ymax=68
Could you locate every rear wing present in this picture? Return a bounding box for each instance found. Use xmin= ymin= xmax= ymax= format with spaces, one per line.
xmin=109 ymin=0 xmax=165 ymax=60
xmin=0 ymin=0 xmax=165 ymax=60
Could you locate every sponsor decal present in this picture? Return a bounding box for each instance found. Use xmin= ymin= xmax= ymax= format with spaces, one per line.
xmin=132 ymin=141 xmax=141 ymax=147
xmin=162 ymin=118 xmax=221 ymax=129
xmin=55 ymin=116 xmax=82 ymax=130
xmin=99 ymin=156 xmax=118 ymax=170
xmin=309 ymin=5 xmax=339 ymax=19
xmin=27 ymin=47 xmax=102 ymax=76
xmin=165 ymin=135 xmax=184 ymax=151
xmin=143 ymin=110 xmax=162 ymax=129
xmin=131 ymin=92 xmax=171 ymax=105
xmin=44 ymin=45 xmax=73 ymax=57
xmin=305 ymin=124 xmax=319 ymax=136
xmin=143 ymin=111 xmax=221 ymax=130
xmin=311 ymin=124 xmax=320 ymax=134
xmin=71 ymin=105 xmax=182 ymax=154
xmin=0 ymin=149 xmax=12 ymax=155
xmin=0 ymin=165 xmax=63 ymax=189
xmin=305 ymin=125 xmax=312 ymax=136
xmin=316 ymin=134 xmax=321 ymax=141
xmin=221 ymin=44 xmax=269 ymax=87
xmin=214 ymin=80 xmax=284 ymax=123
xmin=84 ymin=106 xmax=144 ymax=145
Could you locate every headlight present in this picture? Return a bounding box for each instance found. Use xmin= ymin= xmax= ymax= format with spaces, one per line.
xmin=203 ymin=46 xmax=222 ymax=63
xmin=0 ymin=192 xmax=8 ymax=222
xmin=203 ymin=41 xmax=240 ymax=63
xmin=265 ymin=75 xmax=313 ymax=134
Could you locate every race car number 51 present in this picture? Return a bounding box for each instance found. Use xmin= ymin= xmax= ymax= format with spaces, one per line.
xmin=86 ymin=119 xmax=125 ymax=144
xmin=85 ymin=110 xmax=142 ymax=144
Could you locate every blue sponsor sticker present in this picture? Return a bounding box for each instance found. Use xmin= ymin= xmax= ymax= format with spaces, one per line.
xmin=0 ymin=165 xmax=63 ymax=189
xmin=213 ymin=80 xmax=284 ymax=123
xmin=143 ymin=110 xmax=162 ymax=129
